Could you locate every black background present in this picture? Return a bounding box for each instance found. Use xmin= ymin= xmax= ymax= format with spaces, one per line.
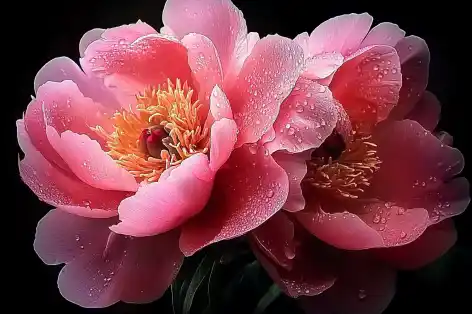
xmin=9 ymin=0 xmax=470 ymax=313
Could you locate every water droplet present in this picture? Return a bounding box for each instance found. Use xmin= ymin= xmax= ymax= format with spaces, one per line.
xmin=198 ymin=52 xmax=205 ymax=59
xmin=284 ymin=246 xmax=295 ymax=259
xmin=397 ymin=207 xmax=405 ymax=215
xmin=296 ymin=105 xmax=304 ymax=113
xmin=358 ymin=289 xmax=367 ymax=300
xmin=80 ymin=245 xmax=84 ymax=249
xmin=255 ymin=120 xmax=261 ymax=125
xmin=391 ymin=68 xmax=397 ymax=74
xmin=75 ymin=235 xmax=80 ymax=241
xmin=84 ymin=201 xmax=91 ymax=207
xmin=248 ymin=144 xmax=258 ymax=154
xmin=372 ymin=214 xmax=381 ymax=224
xmin=287 ymin=127 xmax=295 ymax=135
xmin=285 ymin=123 xmax=291 ymax=129
xmin=380 ymin=217 xmax=386 ymax=224
xmin=373 ymin=65 xmax=379 ymax=71
xmin=408 ymin=45 xmax=413 ymax=51
xmin=444 ymin=202 xmax=451 ymax=208
xmin=254 ymin=90 xmax=258 ymax=96
xmin=421 ymin=181 xmax=426 ymax=187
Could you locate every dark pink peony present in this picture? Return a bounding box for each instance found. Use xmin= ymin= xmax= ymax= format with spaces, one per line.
xmin=15 ymin=0 xmax=335 ymax=308
xmin=252 ymin=13 xmax=469 ymax=314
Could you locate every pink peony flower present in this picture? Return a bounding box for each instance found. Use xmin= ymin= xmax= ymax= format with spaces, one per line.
xmin=16 ymin=0 xmax=333 ymax=307
xmin=251 ymin=13 xmax=469 ymax=313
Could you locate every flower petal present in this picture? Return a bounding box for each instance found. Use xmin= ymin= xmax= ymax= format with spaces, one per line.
xmin=18 ymin=121 xmax=124 ymax=218
xmin=180 ymin=144 xmax=289 ymax=256
xmin=251 ymin=212 xmax=295 ymax=270
xmin=82 ymin=33 xmax=192 ymax=106
xmin=253 ymin=227 xmax=338 ymax=297
xmin=360 ymin=22 xmax=405 ymax=48
xmin=162 ymin=0 xmax=247 ymax=76
xmin=209 ymin=118 xmax=238 ymax=171
xmin=374 ymin=219 xmax=457 ymax=269
xmin=389 ymin=36 xmax=430 ymax=119
xmin=330 ymin=45 xmax=402 ymax=130
xmin=272 ymin=150 xmax=310 ymax=212
xmin=228 ymin=35 xmax=304 ymax=146
xmin=110 ymin=154 xmax=214 ymax=237
xmin=300 ymin=253 xmax=396 ymax=314
xmin=266 ymin=78 xmax=338 ymax=153
xmin=46 ymin=129 xmax=138 ymax=192
xmin=182 ymin=33 xmax=223 ymax=104
xmin=405 ymin=91 xmax=441 ymax=131
xmin=79 ymin=28 xmax=105 ymax=57
xmin=308 ymin=13 xmax=373 ymax=56
xmin=37 ymin=210 xmax=183 ymax=307
xmin=303 ymin=52 xmax=344 ymax=80
xmin=209 ymin=85 xmax=233 ymax=121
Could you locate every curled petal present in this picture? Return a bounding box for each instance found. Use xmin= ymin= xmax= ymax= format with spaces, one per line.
xmin=18 ymin=120 xmax=124 ymax=218
xmin=111 ymin=154 xmax=214 ymax=237
xmin=228 ymin=35 xmax=304 ymax=146
xmin=209 ymin=85 xmax=233 ymax=122
xmin=374 ymin=219 xmax=457 ymax=269
xmin=180 ymin=144 xmax=289 ymax=256
xmin=389 ymin=36 xmax=430 ymax=119
xmin=303 ymin=52 xmax=344 ymax=80
xmin=405 ymin=91 xmax=441 ymax=131
xmin=360 ymin=22 xmax=405 ymax=48
xmin=308 ymin=13 xmax=373 ymax=56
xmin=163 ymin=0 xmax=247 ymax=76
xmin=266 ymin=78 xmax=338 ymax=153
xmin=79 ymin=28 xmax=105 ymax=57
xmin=209 ymin=118 xmax=238 ymax=171
xmin=293 ymin=32 xmax=310 ymax=56
xmin=330 ymin=45 xmax=402 ymax=130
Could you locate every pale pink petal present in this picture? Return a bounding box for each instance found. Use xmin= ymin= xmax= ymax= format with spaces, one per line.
xmin=405 ymin=91 xmax=441 ymax=131
xmin=266 ymin=78 xmax=338 ymax=153
xmin=253 ymin=228 xmax=338 ymax=297
xmin=296 ymin=204 xmax=385 ymax=250
xmin=100 ymin=21 xmax=157 ymax=41
xmin=360 ymin=22 xmax=406 ymax=48
xmin=162 ymin=0 xmax=247 ymax=76
xmin=272 ymin=150 xmax=311 ymax=212
xmin=308 ymin=13 xmax=373 ymax=56
xmin=180 ymin=144 xmax=289 ymax=256
xmin=18 ymin=121 xmax=124 ymax=218
xmin=160 ymin=25 xmax=176 ymax=36
xmin=36 ymin=210 xmax=183 ymax=307
xmin=368 ymin=120 xmax=465 ymax=203
xmin=330 ymin=45 xmax=402 ymax=130
xmin=110 ymin=154 xmax=214 ymax=237
xmin=389 ymin=36 xmax=430 ymax=119
xmin=301 ymin=253 xmax=396 ymax=314
xmin=303 ymin=52 xmax=344 ymax=80
xmin=209 ymin=119 xmax=238 ymax=171
xmin=81 ymin=34 xmax=192 ymax=106
xmin=34 ymin=57 xmax=120 ymax=110
xmin=294 ymin=32 xmax=310 ymax=56
xmin=182 ymin=33 xmax=223 ymax=104
xmin=209 ymin=85 xmax=233 ymax=122
xmin=227 ymin=35 xmax=304 ymax=146
xmin=374 ymin=219 xmax=457 ymax=270
xmin=47 ymin=129 xmax=138 ymax=192
xmin=251 ymin=212 xmax=295 ymax=269
xmin=79 ymin=28 xmax=105 ymax=57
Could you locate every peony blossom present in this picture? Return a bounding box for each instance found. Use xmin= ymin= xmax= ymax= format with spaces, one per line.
xmin=16 ymin=0 xmax=334 ymax=307
xmin=251 ymin=13 xmax=469 ymax=314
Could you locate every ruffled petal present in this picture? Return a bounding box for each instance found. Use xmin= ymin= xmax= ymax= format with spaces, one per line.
xmin=405 ymin=91 xmax=441 ymax=131
xmin=360 ymin=22 xmax=405 ymax=48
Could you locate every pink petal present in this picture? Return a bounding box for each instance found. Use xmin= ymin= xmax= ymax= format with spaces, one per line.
xmin=303 ymin=52 xmax=344 ymax=80
xmin=81 ymin=33 xmax=192 ymax=106
xmin=209 ymin=118 xmax=238 ymax=171
xmin=330 ymin=45 xmax=402 ymax=130
xmin=182 ymin=33 xmax=223 ymax=104
xmin=46 ymin=129 xmax=138 ymax=192
xmin=294 ymin=32 xmax=310 ymax=56
xmin=251 ymin=212 xmax=295 ymax=270
xmin=296 ymin=204 xmax=385 ymax=250
xmin=266 ymin=78 xmax=338 ymax=153
xmin=34 ymin=57 xmax=120 ymax=110
xmin=180 ymin=144 xmax=289 ymax=256
xmin=36 ymin=210 xmax=183 ymax=307
xmin=79 ymin=28 xmax=105 ymax=57
xmin=209 ymin=85 xmax=233 ymax=121
xmin=360 ymin=22 xmax=406 ymax=48
xmin=368 ymin=120 xmax=465 ymax=203
xmin=100 ymin=21 xmax=157 ymax=41
xmin=18 ymin=120 xmax=125 ymax=218
xmin=227 ymin=35 xmax=304 ymax=146
xmin=253 ymin=228 xmax=338 ymax=297
xmin=301 ymin=253 xmax=396 ymax=314
xmin=405 ymin=91 xmax=441 ymax=131
xmin=110 ymin=154 xmax=214 ymax=237
xmin=162 ymin=0 xmax=247 ymax=76
xmin=389 ymin=36 xmax=430 ymax=119
xmin=374 ymin=219 xmax=457 ymax=270
xmin=25 ymin=80 xmax=115 ymax=171
xmin=308 ymin=13 xmax=373 ymax=56
xmin=272 ymin=150 xmax=311 ymax=212
xmin=437 ymin=131 xmax=454 ymax=146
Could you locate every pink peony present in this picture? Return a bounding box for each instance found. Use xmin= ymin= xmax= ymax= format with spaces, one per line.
xmin=251 ymin=13 xmax=469 ymax=313
xmin=16 ymin=0 xmax=333 ymax=307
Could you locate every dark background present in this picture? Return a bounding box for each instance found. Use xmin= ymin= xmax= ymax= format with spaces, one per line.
xmin=9 ymin=0 xmax=470 ymax=313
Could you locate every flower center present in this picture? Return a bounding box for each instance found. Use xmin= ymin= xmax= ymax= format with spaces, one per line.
xmin=304 ymin=132 xmax=381 ymax=199
xmin=93 ymin=79 xmax=210 ymax=182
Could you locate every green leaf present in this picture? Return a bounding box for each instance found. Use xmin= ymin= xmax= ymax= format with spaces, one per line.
xmin=182 ymin=255 xmax=214 ymax=314
xmin=253 ymin=284 xmax=282 ymax=314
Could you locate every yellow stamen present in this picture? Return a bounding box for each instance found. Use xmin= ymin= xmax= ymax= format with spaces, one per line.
xmin=92 ymin=79 xmax=210 ymax=183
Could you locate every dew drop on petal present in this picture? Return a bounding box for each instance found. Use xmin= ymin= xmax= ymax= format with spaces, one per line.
xmin=358 ymin=289 xmax=367 ymax=300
